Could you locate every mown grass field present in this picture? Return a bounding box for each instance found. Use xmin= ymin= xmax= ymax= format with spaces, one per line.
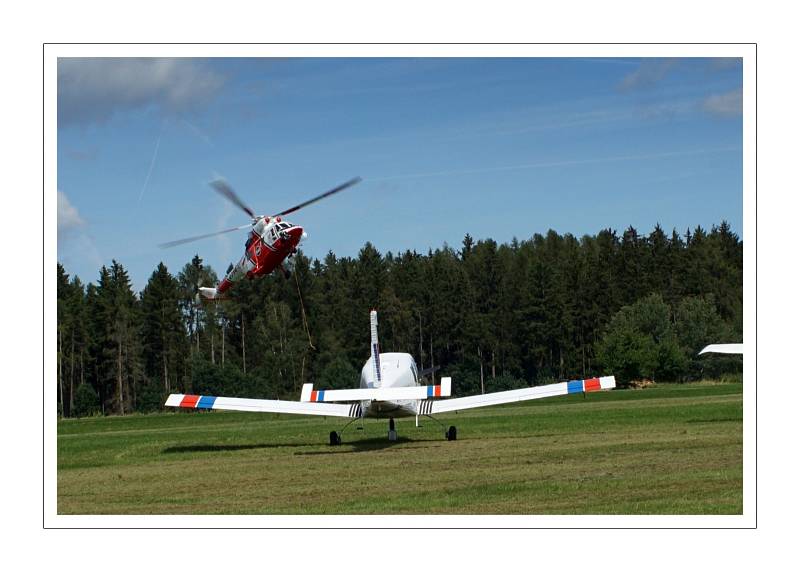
xmin=57 ymin=382 xmax=742 ymax=514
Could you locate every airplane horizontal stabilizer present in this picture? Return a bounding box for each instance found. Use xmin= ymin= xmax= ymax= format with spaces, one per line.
xmin=301 ymin=377 xmax=452 ymax=403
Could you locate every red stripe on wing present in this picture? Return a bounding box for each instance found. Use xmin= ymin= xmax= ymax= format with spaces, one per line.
xmin=179 ymin=395 xmax=201 ymax=408
xmin=584 ymin=378 xmax=601 ymax=392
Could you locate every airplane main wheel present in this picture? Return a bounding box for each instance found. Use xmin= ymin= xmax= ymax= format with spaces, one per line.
xmin=446 ymin=426 xmax=457 ymax=441
xmin=329 ymin=431 xmax=341 ymax=446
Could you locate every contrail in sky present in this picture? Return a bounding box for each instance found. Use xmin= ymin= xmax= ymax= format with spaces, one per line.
xmin=138 ymin=125 xmax=165 ymax=203
xmin=181 ymin=118 xmax=213 ymax=146
xmin=367 ymin=146 xmax=741 ymax=183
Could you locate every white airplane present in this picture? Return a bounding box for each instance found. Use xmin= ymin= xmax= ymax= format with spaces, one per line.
xmin=699 ymin=344 xmax=744 ymax=355
xmin=165 ymin=310 xmax=616 ymax=445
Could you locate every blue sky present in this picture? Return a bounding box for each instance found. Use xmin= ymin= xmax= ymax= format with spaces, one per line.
xmin=57 ymin=57 xmax=743 ymax=291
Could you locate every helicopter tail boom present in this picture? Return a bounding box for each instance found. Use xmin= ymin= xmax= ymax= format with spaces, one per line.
xmin=198 ymin=287 xmax=219 ymax=300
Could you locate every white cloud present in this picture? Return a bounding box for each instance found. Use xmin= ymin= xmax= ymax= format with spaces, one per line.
xmin=618 ymin=58 xmax=679 ymax=91
xmin=58 ymin=58 xmax=225 ymax=127
xmin=57 ymin=190 xmax=85 ymax=237
xmin=57 ymin=191 xmax=104 ymax=270
xmin=709 ymin=57 xmax=742 ymax=71
xmin=702 ymin=88 xmax=743 ymax=117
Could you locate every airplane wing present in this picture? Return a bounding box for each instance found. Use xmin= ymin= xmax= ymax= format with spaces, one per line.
xmin=421 ymin=376 xmax=616 ymax=415
xmin=699 ymin=344 xmax=744 ymax=355
xmin=164 ymin=394 xmax=361 ymax=418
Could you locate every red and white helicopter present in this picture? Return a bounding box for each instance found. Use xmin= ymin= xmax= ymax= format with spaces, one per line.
xmin=166 ymin=310 xmax=616 ymax=445
xmin=159 ymin=177 xmax=362 ymax=299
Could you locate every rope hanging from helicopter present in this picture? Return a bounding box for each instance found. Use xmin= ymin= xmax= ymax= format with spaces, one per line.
xmin=294 ymin=269 xmax=316 ymax=350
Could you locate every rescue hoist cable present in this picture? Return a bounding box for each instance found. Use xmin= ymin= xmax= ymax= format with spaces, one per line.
xmin=294 ymin=269 xmax=316 ymax=350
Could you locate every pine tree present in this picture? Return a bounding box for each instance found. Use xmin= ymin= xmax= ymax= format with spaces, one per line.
xmin=56 ymin=264 xmax=70 ymax=416
xmin=177 ymin=254 xmax=218 ymax=358
xmin=108 ymin=260 xmax=141 ymax=414
xmin=57 ymin=264 xmax=90 ymax=417
xmin=618 ymin=225 xmax=645 ymax=305
xmin=65 ymin=275 xmax=88 ymax=416
xmin=86 ymin=267 xmax=115 ymax=414
xmin=140 ymin=262 xmax=186 ymax=401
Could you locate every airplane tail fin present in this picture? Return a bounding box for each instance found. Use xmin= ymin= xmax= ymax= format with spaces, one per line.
xmin=370 ymin=310 xmax=381 ymax=385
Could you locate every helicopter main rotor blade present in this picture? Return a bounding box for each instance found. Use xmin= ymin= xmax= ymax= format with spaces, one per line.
xmin=274 ymin=177 xmax=362 ymax=217
xmin=210 ymin=179 xmax=256 ymax=219
xmin=158 ymin=223 xmax=252 ymax=249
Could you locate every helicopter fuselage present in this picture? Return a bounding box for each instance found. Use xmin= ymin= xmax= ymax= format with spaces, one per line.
xmin=216 ymin=217 xmax=304 ymax=296
xmin=176 ymin=176 xmax=360 ymax=301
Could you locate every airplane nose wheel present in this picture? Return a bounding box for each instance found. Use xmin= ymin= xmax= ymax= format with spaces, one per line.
xmin=388 ymin=417 xmax=397 ymax=442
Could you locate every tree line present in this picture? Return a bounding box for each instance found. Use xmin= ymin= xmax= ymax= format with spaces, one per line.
xmin=56 ymin=221 xmax=743 ymax=417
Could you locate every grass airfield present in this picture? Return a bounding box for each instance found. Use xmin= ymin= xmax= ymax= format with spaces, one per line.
xmin=57 ymin=382 xmax=742 ymax=515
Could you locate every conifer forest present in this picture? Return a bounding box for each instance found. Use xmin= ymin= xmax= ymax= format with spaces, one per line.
xmin=56 ymin=221 xmax=743 ymax=417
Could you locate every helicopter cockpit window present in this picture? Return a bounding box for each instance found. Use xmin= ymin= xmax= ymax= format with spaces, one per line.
xmin=265 ymin=222 xmax=292 ymax=245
